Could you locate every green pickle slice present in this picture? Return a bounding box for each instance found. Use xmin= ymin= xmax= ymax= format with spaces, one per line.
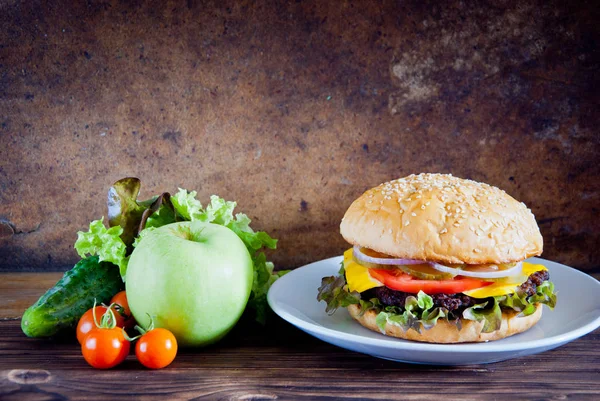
xmin=397 ymin=263 xmax=456 ymax=280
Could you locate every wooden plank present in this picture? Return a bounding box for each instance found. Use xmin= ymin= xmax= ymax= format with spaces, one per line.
xmin=0 ymin=320 xmax=599 ymax=400
xmin=0 ymin=273 xmax=64 ymax=320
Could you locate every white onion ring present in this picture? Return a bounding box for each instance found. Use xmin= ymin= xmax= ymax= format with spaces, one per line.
xmin=429 ymin=261 xmax=523 ymax=279
xmin=353 ymin=246 xmax=424 ymax=265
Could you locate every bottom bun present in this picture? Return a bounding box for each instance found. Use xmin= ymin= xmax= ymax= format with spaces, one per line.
xmin=347 ymin=303 xmax=543 ymax=343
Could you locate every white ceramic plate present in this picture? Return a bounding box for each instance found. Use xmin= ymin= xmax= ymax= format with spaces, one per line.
xmin=267 ymin=256 xmax=600 ymax=365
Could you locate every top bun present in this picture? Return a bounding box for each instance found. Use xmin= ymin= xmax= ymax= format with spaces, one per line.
xmin=340 ymin=173 xmax=543 ymax=265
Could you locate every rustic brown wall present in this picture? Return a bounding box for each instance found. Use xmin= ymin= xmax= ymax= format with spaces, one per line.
xmin=1 ymin=0 xmax=598 ymax=273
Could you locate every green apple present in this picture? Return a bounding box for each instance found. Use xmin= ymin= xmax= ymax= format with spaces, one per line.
xmin=125 ymin=221 xmax=253 ymax=347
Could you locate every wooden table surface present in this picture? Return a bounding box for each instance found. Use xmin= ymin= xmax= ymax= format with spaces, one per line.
xmin=1 ymin=272 xmax=599 ymax=400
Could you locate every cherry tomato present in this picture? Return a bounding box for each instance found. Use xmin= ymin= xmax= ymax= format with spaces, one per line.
xmin=110 ymin=291 xmax=136 ymax=329
xmin=82 ymin=327 xmax=130 ymax=369
xmin=77 ymin=304 xmax=130 ymax=344
xmin=135 ymin=328 xmax=178 ymax=369
xmin=369 ymin=268 xmax=492 ymax=294
xmin=77 ymin=306 xmax=108 ymax=344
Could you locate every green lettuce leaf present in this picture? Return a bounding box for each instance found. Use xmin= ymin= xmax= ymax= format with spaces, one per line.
xmin=408 ymin=291 xmax=434 ymax=312
xmin=420 ymin=307 xmax=447 ymax=330
xmin=201 ymin=195 xmax=237 ymax=224
xmin=74 ymin=218 xmax=128 ymax=277
xmin=144 ymin=195 xmax=177 ymax=229
xmin=170 ymin=188 xmax=203 ymax=221
xmin=462 ymin=280 xmax=558 ymax=332
xmin=247 ymin=252 xmax=280 ymax=325
xmin=317 ymin=265 xmax=361 ymax=314
xmin=375 ymin=311 xmax=392 ymax=332
xmin=463 ymin=299 xmax=502 ymax=333
xmin=227 ymin=218 xmax=277 ymax=252
xmin=497 ymin=280 xmax=557 ymax=316
xmin=107 ymin=177 xmax=156 ymax=248
xmin=526 ymin=280 xmax=557 ymax=311
xmin=375 ymin=292 xmax=446 ymax=333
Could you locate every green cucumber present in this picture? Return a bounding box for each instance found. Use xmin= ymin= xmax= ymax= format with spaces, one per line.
xmin=21 ymin=256 xmax=124 ymax=338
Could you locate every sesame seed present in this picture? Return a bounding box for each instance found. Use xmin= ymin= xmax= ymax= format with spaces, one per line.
xmin=425 ymin=201 xmax=430 ymax=206
xmin=440 ymin=228 xmax=448 ymax=234
xmin=453 ymin=222 xmax=460 ymax=227
xmin=388 ymin=228 xmax=392 ymax=234
xmin=421 ymin=205 xmax=426 ymax=210
xmin=371 ymin=220 xmax=375 ymax=225
xmin=411 ymin=212 xmax=417 ymax=217
xmin=404 ymin=221 xmax=410 ymax=226
xmin=474 ymin=248 xmax=481 ymax=253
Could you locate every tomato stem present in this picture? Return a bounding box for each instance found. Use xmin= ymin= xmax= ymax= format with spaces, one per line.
xmin=92 ymin=299 xmax=99 ymax=327
xmin=124 ymin=314 xmax=156 ymax=342
xmin=122 ymin=328 xmax=139 ymax=342
xmin=91 ymin=300 xmax=118 ymax=330
xmin=135 ymin=314 xmax=155 ymax=336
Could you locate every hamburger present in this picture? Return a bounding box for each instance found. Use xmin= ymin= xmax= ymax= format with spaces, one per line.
xmin=317 ymin=173 xmax=557 ymax=343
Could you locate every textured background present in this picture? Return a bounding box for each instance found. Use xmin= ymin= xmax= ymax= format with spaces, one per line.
xmin=1 ymin=0 xmax=598 ymax=273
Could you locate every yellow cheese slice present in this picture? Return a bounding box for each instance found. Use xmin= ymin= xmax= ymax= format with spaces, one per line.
xmin=343 ymin=248 xmax=383 ymax=293
xmin=462 ymin=262 xmax=547 ymax=298
xmin=522 ymin=262 xmax=548 ymax=276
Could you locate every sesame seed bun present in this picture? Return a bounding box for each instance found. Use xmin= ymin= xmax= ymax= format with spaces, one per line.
xmin=348 ymin=303 xmax=543 ymax=343
xmin=340 ymin=173 xmax=543 ymax=265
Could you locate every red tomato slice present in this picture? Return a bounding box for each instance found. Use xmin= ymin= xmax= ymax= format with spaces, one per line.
xmin=369 ymin=268 xmax=492 ymax=294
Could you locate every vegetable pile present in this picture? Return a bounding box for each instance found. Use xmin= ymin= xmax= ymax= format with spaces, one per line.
xmin=75 ymin=177 xmax=283 ymax=324
xmin=21 ymin=177 xmax=284 ymax=368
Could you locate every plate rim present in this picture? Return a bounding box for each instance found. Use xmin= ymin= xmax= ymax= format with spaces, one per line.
xmin=268 ymin=255 xmax=600 ymax=355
